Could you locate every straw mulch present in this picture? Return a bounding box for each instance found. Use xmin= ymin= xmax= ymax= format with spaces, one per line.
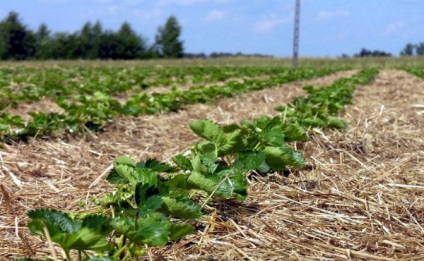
xmin=1 ymin=69 xmax=423 ymax=260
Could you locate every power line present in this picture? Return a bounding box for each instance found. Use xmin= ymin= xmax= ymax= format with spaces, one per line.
xmin=292 ymin=0 xmax=301 ymax=67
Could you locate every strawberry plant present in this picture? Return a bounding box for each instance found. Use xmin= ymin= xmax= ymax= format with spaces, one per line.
xmin=19 ymin=68 xmax=380 ymax=260
xmin=1 ymin=66 xmax=346 ymax=142
xmin=275 ymin=68 xmax=378 ymax=129
xmin=25 ymin=156 xmax=202 ymax=260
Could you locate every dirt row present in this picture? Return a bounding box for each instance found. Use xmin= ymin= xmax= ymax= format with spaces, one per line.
xmin=1 ymin=69 xmax=423 ymax=260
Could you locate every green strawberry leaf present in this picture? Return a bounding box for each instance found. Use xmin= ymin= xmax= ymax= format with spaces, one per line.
xmin=51 ymin=227 xmax=112 ymax=251
xmin=28 ymin=209 xmax=81 ymax=235
xmin=172 ymin=154 xmax=193 ymax=171
xmin=234 ymin=151 xmax=266 ymax=171
xmin=136 ymin=159 xmax=179 ymax=173
xmin=283 ymin=123 xmax=308 ymax=142
xmin=160 ymin=196 xmax=202 ymax=219
xmin=112 ymin=214 xmax=171 ymax=246
xmin=263 ymin=146 xmax=305 ymax=170
xmin=169 ymin=223 xmax=195 ymax=241
xmin=189 ymin=120 xmax=225 ymax=146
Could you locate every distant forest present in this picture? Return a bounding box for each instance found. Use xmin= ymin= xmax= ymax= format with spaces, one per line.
xmin=0 ymin=11 xmax=184 ymax=60
xmin=347 ymin=43 xmax=424 ymax=58
xmin=0 ymin=11 xmax=423 ymax=60
xmin=0 ymin=11 xmax=271 ymax=60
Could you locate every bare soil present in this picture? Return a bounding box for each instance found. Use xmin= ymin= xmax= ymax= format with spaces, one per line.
xmin=1 ymin=69 xmax=423 ymax=260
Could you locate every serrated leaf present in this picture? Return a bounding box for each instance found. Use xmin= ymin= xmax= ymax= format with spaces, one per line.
xmin=283 ymin=124 xmax=308 ymax=142
xmin=28 ymin=209 xmax=81 ymax=235
xmin=136 ymin=159 xmax=179 ymax=173
xmin=135 ymin=183 xmax=162 ymax=214
xmin=81 ymin=215 xmax=112 ymax=235
xmin=253 ymin=116 xmax=273 ymax=129
xmin=257 ymin=161 xmax=271 ymax=173
xmin=327 ymin=117 xmax=348 ymax=129
xmin=169 ymin=223 xmax=195 ymax=241
xmin=166 ymin=174 xmax=189 ymax=190
xmin=139 ymin=196 xmax=164 ymax=216
xmin=193 ymin=141 xmax=216 ymax=154
xmin=160 ymin=197 xmax=202 ymax=219
xmin=225 ymin=168 xmax=248 ymax=200
xmin=52 ymin=227 xmax=112 ymax=251
xmin=113 ymin=156 xmax=138 ymax=186
xmin=263 ymin=124 xmax=284 ymax=146
xmin=301 ymin=117 xmax=326 ymax=128
xmin=192 ymin=153 xmax=218 ymax=174
xmin=189 ymin=120 xmax=225 ymax=146
xmin=263 ymin=146 xmax=305 ymax=171
xmin=114 ymin=156 xmax=136 ymax=167
xmin=222 ymin=124 xmax=241 ymax=133
xmin=172 ymin=154 xmax=193 ymax=171
xmin=218 ymin=129 xmax=243 ymax=155
xmin=187 ymin=169 xmax=247 ymax=200
xmin=112 ymin=214 xmax=171 ymax=246
xmin=105 ymin=169 xmax=127 ymax=184
xmin=134 ymin=168 xmax=158 ymax=187
xmin=234 ymin=151 xmax=266 ymax=171
xmin=187 ymin=171 xmax=218 ymax=194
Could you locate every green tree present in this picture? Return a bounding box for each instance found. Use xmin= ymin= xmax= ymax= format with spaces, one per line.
xmin=98 ymin=30 xmax=119 ymax=59
xmin=79 ymin=21 xmax=94 ymax=58
xmin=0 ymin=11 xmax=36 ymax=60
xmin=154 ymin=15 xmax=184 ymax=58
xmin=78 ymin=21 xmax=104 ymax=59
xmin=49 ymin=32 xmax=81 ymax=59
xmin=416 ymin=42 xmax=424 ymax=56
xmin=114 ymin=22 xmax=146 ymax=59
xmin=400 ymin=43 xmax=415 ymax=56
xmin=34 ymin=23 xmax=52 ymax=59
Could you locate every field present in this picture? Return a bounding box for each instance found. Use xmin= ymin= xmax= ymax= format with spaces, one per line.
xmin=0 ymin=58 xmax=423 ymax=260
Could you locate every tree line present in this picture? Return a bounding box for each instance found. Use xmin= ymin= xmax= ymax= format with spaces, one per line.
xmin=0 ymin=11 xmax=184 ymax=60
xmin=400 ymin=42 xmax=424 ymax=56
xmin=352 ymin=48 xmax=392 ymax=58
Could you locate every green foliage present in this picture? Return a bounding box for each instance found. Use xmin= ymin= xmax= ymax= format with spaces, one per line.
xmin=111 ymin=214 xmax=173 ymax=246
xmin=189 ymin=120 xmax=243 ymax=156
xmin=20 ymin=67 xmax=380 ymax=260
xmin=27 ymin=209 xmax=112 ymax=260
xmin=0 ymin=66 xmax=343 ymax=142
xmin=154 ymin=15 xmax=184 ymax=58
xmin=276 ymin=68 xmax=379 ymax=130
xmin=25 ymin=155 xmax=203 ymax=260
xmin=263 ymin=146 xmax=305 ymax=170
xmin=0 ymin=12 xmax=35 ymax=60
xmin=0 ymin=12 xmax=162 ymax=60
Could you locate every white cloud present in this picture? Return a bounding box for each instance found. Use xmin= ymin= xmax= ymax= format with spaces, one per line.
xmin=316 ymin=10 xmax=349 ymax=21
xmin=254 ymin=14 xmax=291 ymax=33
xmin=382 ymin=21 xmax=405 ymax=35
xmin=205 ymin=9 xmax=226 ymax=21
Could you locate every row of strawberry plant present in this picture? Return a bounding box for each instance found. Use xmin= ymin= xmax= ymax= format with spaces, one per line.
xmin=1 ymin=66 xmax=345 ymax=142
xmin=0 ymin=65 xmax=327 ymax=109
xmin=402 ymin=66 xmax=424 ymax=80
xmin=20 ymin=68 xmax=378 ymax=261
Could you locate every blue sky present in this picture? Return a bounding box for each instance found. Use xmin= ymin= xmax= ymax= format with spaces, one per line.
xmin=1 ymin=0 xmax=424 ymax=57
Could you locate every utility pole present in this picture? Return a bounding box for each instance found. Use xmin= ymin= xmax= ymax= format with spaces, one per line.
xmin=292 ymin=0 xmax=301 ymax=67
